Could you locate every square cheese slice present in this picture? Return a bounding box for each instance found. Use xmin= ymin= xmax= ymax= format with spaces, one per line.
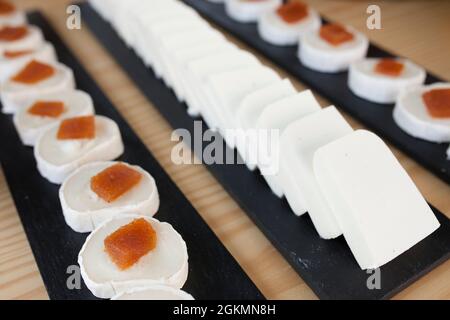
xmin=235 ymin=79 xmax=297 ymax=171
xmin=145 ymin=20 xmax=211 ymax=82
xmin=158 ymin=28 xmax=224 ymax=93
xmin=186 ymin=49 xmax=260 ymax=129
xmin=255 ymin=90 xmax=321 ymax=197
xmin=169 ymin=39 xmax=232 ymax=106
xmin=313 ymin=130 xmax=440 ymax=269
xmin=279 ymin=106 xmax=353 ymax=239
xmin=178 ymin=42 xmax=238 ymax=116
xmin=206 ymin=65 xmax=280 ymax=147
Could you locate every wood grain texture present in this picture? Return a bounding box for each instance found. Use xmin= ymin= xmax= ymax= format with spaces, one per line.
xmin=0 ymin=0 xmax=449 ymax=300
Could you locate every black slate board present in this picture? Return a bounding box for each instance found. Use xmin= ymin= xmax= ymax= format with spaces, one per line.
xmin=81 ymin=3 xmax=450 ymax=300
xmin=0 ymin=11 xmax=264 ymax=300
xmin=181 ymin=0 xmax=450 ymax=185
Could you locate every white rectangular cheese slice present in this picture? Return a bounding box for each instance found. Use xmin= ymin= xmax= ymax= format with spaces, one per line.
xmin=255 ymin=90 xmax=321 ymax=197
xmin=149 ymin=21 xmax=213 ymax=84
xmin=206 ymin=65 xmax=280 ymax=147
xmin=117 ymin=2 xmax=199 ymax=66
xmin=170 ymin=40 xmax=233 ymax=107
xmin=279 ymin=106 xmax=353 ymax=238
xmin=180 ymin=43 xmax=239 ymax=116
xmin=159 ymin=28 xmax=224 ymax=93
xmin=313 ymin=130 xmax=440 ymax=269
xmin=234 ymin=79 xmax=296 ymax=170
xmin=186 ymin=50 xmax=260 ymax=129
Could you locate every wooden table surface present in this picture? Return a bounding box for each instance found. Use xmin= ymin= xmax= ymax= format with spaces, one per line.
xmin=0 ymin=0 xmax=449 ymax=300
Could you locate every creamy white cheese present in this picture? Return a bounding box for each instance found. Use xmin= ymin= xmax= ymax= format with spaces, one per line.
xmin=0 ymin=42 xmax=56 ymax=83
xmin=13 ymin=90 xmax=94 ymax=146
xmin=0 ymin=25 xmax=44 ymax=54
xmin=134 ymin=5 xmax=203 ymax=68
xmin=348 ymin=58 xmax=426 ymax=104
xmin=1 ymin=61 xmax=76 ymax=114
xmin=226 ymin=0 xmax=282 ymax=23
xmin=186 ymin=49 xmax=260 ymax=129
xmin=59 ymin=161 xmax=160 ymax=233
xmin=393 ymin=83 xmax=450 ymax=143
xmin=170 ymin=41 xmax=234 ymax=112
xmin=111 ymin=285 xmax=194 ymax=300
xmin=279 ymin=106 xmax=353 ymax=239
xmin=258 ymin=6 xmax=321 ymax=46
xmin=140 ymin=16 xmax=210 ymax=80
xmin=0 ymin=7 xmax=26 ymax=26
xmin=34 ymin=115 xmax=124 ymax=184
xmin=235 ymin=79 xmax=297 ymax=170
xmin=157 ymin=28 xmax=226 ymax=97
xmin=114 ymin=0 xmax=191 ymax=50
xmin=206 ymin=65 xmax=280 ymax=146
xmin=313 ymin=130 xmax=440 ymax=269
xmin=299 ymin=25 xmax=368 ymax=73
xmin=79 ymin=215 xmax=189 ymax=299
xmin=255 ymin=90 xmax=321 ymax=197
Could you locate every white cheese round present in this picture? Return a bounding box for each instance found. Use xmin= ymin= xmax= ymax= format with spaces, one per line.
xmin=393 ymin=83 xmax=450 ymax=143
xmin=348 ymin=58 xmax=426 ymax=104
xmin=298 ymin=25 xmax=368 ymax=73
xmin=0 ymin=7 xmax=26 ymax=26
xmin=1 ymin=61 xmax=76 ymax=114
xmin=59 ymin=161 xmax=160 ymax=233
xmin=34 ymin=115 xmax=124 ymax=184
xmin=111 ymin=285 xmax=194 ymax=300
xmin=79 ymin=215 xmax=189 ymax=299
xmin=0 ymin=42 xmax=56 ymax=83
xmin=226 ymin=0 xmax=282 ymax=23
xmin=0 ymin=25 xmax=44 ymax=54
xmin=13 ymin=89 xmax=94 ymax=146
xmin=258 ymin=6 xmax=321 ymax=46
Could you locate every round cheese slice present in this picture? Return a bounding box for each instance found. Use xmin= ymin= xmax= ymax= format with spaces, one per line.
xmin=111 ymin=285 xmax=194 ymax=300
xmin=0 ymin=42 xmax=56 ymax=83
xmin=34 ymin=115 xmax=124 ymax=184
xmin=258 ymin=3 xmax=321 ymax=46
xmin=1 ymin=60 xmax=75 ymax=114
xmin=60 ymin=161 xmax=160 ymax=233
xmin=393 ymin=83 xmax=450 ymax=143
xmin=0 ymin=1 xmax=26 ymax=26
xmin=298 ymin=24 xmax=368 ymax=73
xmin=0 ymin=25 xmax=44 ymax=54
xmin=79 ymin=215 xmax=189 ymax=299
xmin=226 ymin=0 xmax=282 ymax=23
xmin=348 ymin=58 xmax=426 ymax=104
xmin=13 ymin=90 xmax=94 ymax=146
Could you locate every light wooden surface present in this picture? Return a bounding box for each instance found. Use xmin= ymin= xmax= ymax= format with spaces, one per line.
xmin=0 ymin=0 xmax=449 ymax=300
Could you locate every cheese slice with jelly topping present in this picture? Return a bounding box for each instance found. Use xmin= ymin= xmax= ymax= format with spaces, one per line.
xmin=79 ymin=215 xmax=188 ymax=299
xmin=34 ymin=115 xmax=124 ymax=184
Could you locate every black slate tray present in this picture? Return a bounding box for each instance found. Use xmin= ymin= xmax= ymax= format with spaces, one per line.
xmin=81 ymin=3 xmax=450 ymax=300
xmin=182 ymin=0 xmax=450 ymax=185
xmin=0 ymin=11 xmax=264 ymax=300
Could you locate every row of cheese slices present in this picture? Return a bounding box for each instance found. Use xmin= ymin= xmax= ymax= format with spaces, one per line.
xmin=90 ymin=0 xmax=441 ymax=270
xmin=0 ymin=1 xmax=193 ymax=300
xmin=207 ymin=0 xmax=450 ymax=154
